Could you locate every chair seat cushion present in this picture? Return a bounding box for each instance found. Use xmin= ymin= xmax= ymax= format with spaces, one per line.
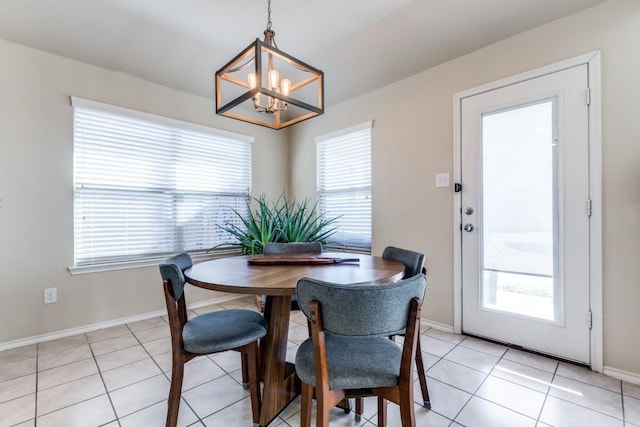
xmin=295 ymin=334 xmax=401 ymax=389
xmin=183 ymin=309 xmax=267 ymax=354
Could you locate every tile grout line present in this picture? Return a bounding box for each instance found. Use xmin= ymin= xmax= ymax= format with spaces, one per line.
xmin=620 ymin=379 xmax=626 ymax=425
xmin=541 ymin=363 xmax=628 ymax=423
xmin=548 ymin=394 xmax=626 ymax=423
xmin=534 ymin=357 xmax=558 ymax=426
xmin=94 ymin=311 xmax=256 ymax=425
xmin=124 ymin=315 xmax=256 ymax=425
xmin=412 ymin=328 xmax=454 ymax=421
xmin=432 ymin=336 xmax=470 ymax=424
xmin=32 ymin=322 xmax=171 ymax=425
xmin=452 ymin=345 xmax=627 ymax=424
xmin=35 ymin=336 xmax=122 ymax=425
xmin=124 ymin=320 xmax=207 ymax=425
xmin=456 ymin=340 xmax=504 ymax=424
xmin=85 ymin=331 xmax=122 ymax=427
xmin=434 ymin=342 xmax=548 ymax=425
xmin=34 ymin=341 xmax=113 ymax=423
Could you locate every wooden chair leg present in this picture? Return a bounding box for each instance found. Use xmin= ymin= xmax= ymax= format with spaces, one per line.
xmin=300 ymin=383 xmax=313 ymax=427
xmin=355 ymin=397 xmax=363 ymax=422
xmin=166 ymin=353 xmax=185 ymax=427
xmin=244 ymin=343 xmax=262 ymax=425
xmin=399 ymin=392 xmax=417 ymax=427
xmin=337 ymin=397 xmax=351 ymax=414
xmin=241 ymin=352 xmax=249 ymax=389
xmin=377 ymin=397 xmax=387 ymax=427
xmin=317 ymin=391 xmax=332 ymax=427
xmin=415 ymin=338 xmax=431 ymax=409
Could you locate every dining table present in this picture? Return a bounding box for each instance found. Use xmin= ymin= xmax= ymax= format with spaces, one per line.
xmin=184 ymin=252 xmax=405 ymax=427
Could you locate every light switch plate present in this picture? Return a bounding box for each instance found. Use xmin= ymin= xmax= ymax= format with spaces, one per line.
xmin=435 ymin=172 xmax=450 ymax=187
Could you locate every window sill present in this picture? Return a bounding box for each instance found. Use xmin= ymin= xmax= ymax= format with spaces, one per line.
xmin=67 ymin=249 xmax=242 ymax=275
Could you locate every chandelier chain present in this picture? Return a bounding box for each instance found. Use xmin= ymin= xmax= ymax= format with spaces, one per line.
xmin=266 ymin=0 xmax=272 ymax=30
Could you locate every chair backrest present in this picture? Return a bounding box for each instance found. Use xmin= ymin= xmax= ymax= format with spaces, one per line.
xmin=159 ymin=253 xmax=193 ymax=300
xmin=264 ymin=242 xmax=322 ymax=255
xmin=296 ymin=274 xmax=426 ymax=337
xmin=382 ymin=246 xmax=425 ymax=279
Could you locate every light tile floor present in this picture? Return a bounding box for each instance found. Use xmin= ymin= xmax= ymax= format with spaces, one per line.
xmin=1 ymin=296 xmax=639 ymax=426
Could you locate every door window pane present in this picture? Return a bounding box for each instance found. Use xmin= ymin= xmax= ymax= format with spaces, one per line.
xmin=481 ymin=100 xmax=557 ymax=321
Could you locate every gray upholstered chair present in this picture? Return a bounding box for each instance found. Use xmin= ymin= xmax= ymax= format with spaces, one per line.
xmin=256 ymin=242 xmax=323 ymax=312
xmin=381 ymin=246 xmax=431 ymax=409
xmin=295 ymin=273 xmax=427 ymax=427
xmin=382 ymin=246 xmax=425 ymax=279
xmin=159 ymin=253 xmax=267 ymax=427
xmin=264 ymin=242 xmax=322 ymax=255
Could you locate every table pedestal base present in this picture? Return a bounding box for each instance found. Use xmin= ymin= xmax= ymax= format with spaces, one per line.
xmin=259 ymin=295 xmax=301 ymax=426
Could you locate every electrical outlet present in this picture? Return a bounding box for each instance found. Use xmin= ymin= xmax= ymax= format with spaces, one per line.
xmin=435 ymin=172 xmax=450 ymax=188
xmin=44 ymin=288 xmax=57 ymax=304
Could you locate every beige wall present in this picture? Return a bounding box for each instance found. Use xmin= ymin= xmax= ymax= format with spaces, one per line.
xmin=290 ymin=0 xmax=640 ymax=375
xmin=0 ymin=38 xmax=288 ymax=343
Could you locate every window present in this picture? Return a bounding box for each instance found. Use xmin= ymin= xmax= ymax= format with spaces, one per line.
xmin=71 ymin=98 xmax=252 ymax=270
xmin=316 ymin=122 xmax=372 ymax=250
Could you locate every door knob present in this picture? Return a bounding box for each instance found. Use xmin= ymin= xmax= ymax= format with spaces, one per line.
xmin=464 ymin=207 xmax=474 ymax=215
xmin=463 ymin=223 xmax=474 ymax=232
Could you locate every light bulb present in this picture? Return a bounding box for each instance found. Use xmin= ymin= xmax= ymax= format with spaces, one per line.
xmin=248 ymin=73 xmax=257 ymax=89
xmin=281 ymin=78 xmax=291 ymax=96
xmin=268 ymin=69 xmax=279 ymax=90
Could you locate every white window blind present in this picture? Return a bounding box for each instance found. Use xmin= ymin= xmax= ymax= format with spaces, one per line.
xmin=316 ymin=122 xmax=372 ymax=250
xmin=72 ymin=98 xmax=252 ymax=268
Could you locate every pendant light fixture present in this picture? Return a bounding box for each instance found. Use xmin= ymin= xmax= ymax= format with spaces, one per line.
xmin=215 ymin=0 xmax=324 ymax=130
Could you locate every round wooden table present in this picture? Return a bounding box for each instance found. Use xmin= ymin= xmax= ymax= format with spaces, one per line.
xmin=185 ymin=253 xmax=405 ymax=426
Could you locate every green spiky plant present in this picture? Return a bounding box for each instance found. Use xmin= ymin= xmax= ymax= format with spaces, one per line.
xmin=211 ymin=193 xmax=339 ymax=255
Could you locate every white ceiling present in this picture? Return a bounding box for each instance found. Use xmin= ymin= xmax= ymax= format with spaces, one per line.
xmin=0 ymin=0 xmax=607 ymax=106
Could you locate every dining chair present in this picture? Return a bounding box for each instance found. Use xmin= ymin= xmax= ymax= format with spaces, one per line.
xmin=159 ymin=253 xmax=267 ymax=427
xmin=255 ymin=242 xmax=323 ymax=312
xmin=380 ymin=246 xmax=431 ymax=410
xmin=295 ymin=273 xmax=427 ymax=427
xmin=264 ymin=242 xmax=322 ymax=255
xmin=351 ymin=246 xmax=430 ymax=421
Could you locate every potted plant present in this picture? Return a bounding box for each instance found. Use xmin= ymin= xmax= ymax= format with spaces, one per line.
xmin=212 ymin=192 xmax=339 ymax=254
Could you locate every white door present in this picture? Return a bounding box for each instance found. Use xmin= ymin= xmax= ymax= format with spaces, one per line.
xmin=460 ymin=65 xmax=591 ymax=363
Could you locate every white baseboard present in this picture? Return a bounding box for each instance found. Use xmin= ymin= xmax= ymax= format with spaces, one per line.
xmin=421 ymin=318 xmax=455 ymax=334
xmin=603 ymin=366 xmax=640 ymax=385
xmin=0 ymin=294 xmax=245 ymax=352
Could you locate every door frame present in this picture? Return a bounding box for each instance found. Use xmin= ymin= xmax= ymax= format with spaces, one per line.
xmin=452 ymin=51 xmax=602 ymax=371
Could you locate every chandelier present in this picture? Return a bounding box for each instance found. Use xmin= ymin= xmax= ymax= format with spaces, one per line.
xmin=215 ymin=0 xmax=324 ymax=130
